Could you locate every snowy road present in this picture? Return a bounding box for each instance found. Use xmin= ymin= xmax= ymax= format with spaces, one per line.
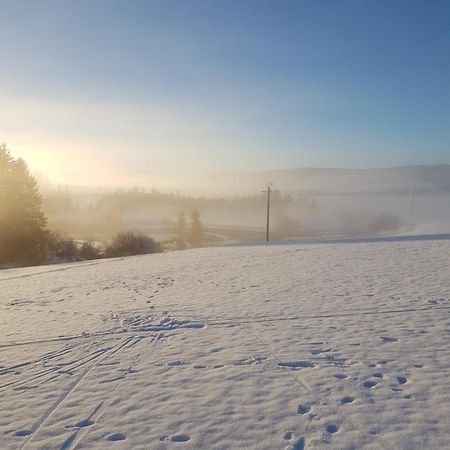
xmin=1 ymin=240 xmax=449 ymax=449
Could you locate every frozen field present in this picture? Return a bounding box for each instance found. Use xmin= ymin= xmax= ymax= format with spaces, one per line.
xmin=1 ymin=239 xmax=449 ymax=450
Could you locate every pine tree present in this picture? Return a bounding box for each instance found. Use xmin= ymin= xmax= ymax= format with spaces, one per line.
xmin=0 ymin=144 xmax=48 ymax=266
xmin=175 ymin=212 xmax=187 ymax=250
xmin=188 ymin=209 xmax=204 ymax=247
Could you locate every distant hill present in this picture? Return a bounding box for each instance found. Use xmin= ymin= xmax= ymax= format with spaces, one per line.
xmin=193 ymin=165 xmax=450 ymax=195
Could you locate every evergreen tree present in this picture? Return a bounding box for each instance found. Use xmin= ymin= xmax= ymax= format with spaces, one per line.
xmin=0 ymin=144 xmax=48 ymax=266
xmin=174 ymin=212 xmax=187 ymax=250
xmin=188 ymin=209 xmax=204 ymax=247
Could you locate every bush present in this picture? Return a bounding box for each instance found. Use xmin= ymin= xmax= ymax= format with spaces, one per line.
xmin=47 ymin=231 xmax=78 ymax=261
xmin=79 ymin=240 xmax=104 ymax=260
xmin=105 ymin=232 xmax=158 ymax=257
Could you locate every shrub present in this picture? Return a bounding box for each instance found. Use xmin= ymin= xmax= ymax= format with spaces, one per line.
xmin=79 ymin=240 xmax=104 ymax=260
xmin=47 ymin=231 xmax=78 ymax=261
xmin=105 ymin=232 xmax=158 ymax=257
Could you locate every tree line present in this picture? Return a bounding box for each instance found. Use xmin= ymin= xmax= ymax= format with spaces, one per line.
xmin=94 ymin=186 xmax=317 ymax=215
xmin=0 ymin=144 xmax=319 ymax=268
xmin=0 ymin=145 xmax=167 ymax=268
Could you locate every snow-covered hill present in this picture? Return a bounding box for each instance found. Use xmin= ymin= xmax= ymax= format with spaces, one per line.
xmin=1 ymin=239 xmax=449 ymax=449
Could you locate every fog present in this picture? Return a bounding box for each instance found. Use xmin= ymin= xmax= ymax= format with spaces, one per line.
xmin=39 ymin=165 xmax=450 ymax=246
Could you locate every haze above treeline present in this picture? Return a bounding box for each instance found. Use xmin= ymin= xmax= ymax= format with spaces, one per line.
xmin=38 ymin=164 xmax=450 ymax=196
xmin=36 ymin=164 xmax=450 ymax=247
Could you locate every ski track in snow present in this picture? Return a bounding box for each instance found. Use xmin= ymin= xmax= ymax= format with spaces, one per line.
xmin=1 ymin=240 xmax=450 ymax=449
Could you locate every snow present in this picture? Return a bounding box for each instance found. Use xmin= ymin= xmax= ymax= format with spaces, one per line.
xmin=1 ymin=239 xmax=450 ymax=449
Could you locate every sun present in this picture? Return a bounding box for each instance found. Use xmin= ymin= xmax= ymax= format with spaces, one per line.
xmin=9 ymin=145 xmax=62 ymax=183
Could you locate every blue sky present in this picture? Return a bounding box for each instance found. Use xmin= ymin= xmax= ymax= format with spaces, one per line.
xmin=0 ymin=0 xmax=448 ymax=185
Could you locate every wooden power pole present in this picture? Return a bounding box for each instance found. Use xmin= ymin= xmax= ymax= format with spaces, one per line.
xmin=263 ymin=182 xmax=275 ymax=242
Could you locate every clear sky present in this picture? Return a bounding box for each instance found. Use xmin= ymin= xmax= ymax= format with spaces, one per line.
xmin=0 ymin=0 xmax=449 ymax=186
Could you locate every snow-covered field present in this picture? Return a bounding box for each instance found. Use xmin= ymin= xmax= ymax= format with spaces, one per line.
xmin=1 ymin=239 xmax=449 ymax=450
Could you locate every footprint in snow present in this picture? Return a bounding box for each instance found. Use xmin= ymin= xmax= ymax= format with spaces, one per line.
xmin=380 ymin=336 xmax=398 ymax=343
xmin=283 ymin=433 xmax=305 ymax=450
xmin=340 ymin=396 xmax=354 ymax=404
xmin=75 ymin=419 xmax=94 ymax=428
xmin=210 ymin=347 xmax=223 ymax=353
xmin=363 ymin=380 xmax=378 ymax=389
xmin=325 ymin=424 xmax=340 ymax=434
xmin=292 ymin=437 xmax=305 ymax=450
xmin=284 ymin=431 xmax=293 ymax=440
xmin=161 ymin=434 xmax=191 ymax=443
xmin=167 ymin=360 xmax=185 ymax=367
xmin=233 ymin=356 xmax=267 ymax=366
xmin=107 ymin=432 xmax=126 ymax=442
xmin=278 ymin=361 xmax=314 ymax=369
xmin=297 ymin=404 xmax=311 ymax=415
xmin=334 ymin=373 xmax=348 ymax=379
xmin=310 ymin=348 xmax=332 ymax=355
xmin=171 ymin=434 xmax=191 ymax=442
xmin=397 ymin=376 xmax=408 ymax=385
xmin=14 ymin=430 xmax=32 ymax=437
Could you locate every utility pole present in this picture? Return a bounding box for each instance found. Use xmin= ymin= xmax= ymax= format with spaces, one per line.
xmin=263 ymin=182 xmax=275 ymax=242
